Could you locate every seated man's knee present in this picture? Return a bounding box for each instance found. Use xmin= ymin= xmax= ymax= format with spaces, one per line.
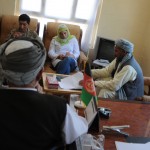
xmin=98 ymin=89 xmax=115 ymax=99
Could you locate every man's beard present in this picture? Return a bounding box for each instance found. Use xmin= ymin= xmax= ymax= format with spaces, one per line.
xmin=116 ymin=56 xmax=124 ymax=63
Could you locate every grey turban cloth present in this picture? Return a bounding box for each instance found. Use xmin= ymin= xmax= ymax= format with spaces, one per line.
xmin=0 ymin=38 xmax=46 ymax=85
xmin=115 ymin=39 xmax=134 ymax=53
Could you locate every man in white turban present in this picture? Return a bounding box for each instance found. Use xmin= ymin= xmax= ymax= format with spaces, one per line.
xmin=0 ymin=38 xmax=88 ymax=149
xmin=82 ymin=38 xmax=144 ymax=100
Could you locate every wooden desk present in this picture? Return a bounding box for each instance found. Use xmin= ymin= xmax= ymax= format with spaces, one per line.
xmin=42 ymin=72 xmax=82 ymax=95
xmin=98 ymin=99 xmax=150 ymax=150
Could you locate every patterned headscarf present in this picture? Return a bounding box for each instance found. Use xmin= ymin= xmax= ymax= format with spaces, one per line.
xmin=54 ymin=24 xmax=74 ymax=45
xmin=0 ymin=37 xmax=46 ymax=85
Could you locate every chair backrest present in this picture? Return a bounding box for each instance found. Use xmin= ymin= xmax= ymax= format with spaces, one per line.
xmin=42 ymin=22 xmax=82 ymax=53
xmin=0 ymin=15 xmax=39 ymax=44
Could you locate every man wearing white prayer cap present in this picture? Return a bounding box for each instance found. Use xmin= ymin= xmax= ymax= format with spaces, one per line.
xmin=91 ymin=38 xmax=144 ymax=100
xmin=0 ymin=38 xmax=88 ymax=149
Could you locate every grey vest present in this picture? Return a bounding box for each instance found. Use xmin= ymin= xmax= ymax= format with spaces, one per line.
xmin=117 ymin=56 xmax=144 ymax=100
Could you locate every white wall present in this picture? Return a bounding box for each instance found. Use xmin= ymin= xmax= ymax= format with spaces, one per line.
xmin=142 ymin=19 xmax=150 ymax=76
xmin=0 ymin=0 xmax=16 ymax=15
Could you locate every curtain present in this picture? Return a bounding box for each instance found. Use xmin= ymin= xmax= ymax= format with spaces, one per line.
xmin=81 ymin=0 xmax=101 ymax=54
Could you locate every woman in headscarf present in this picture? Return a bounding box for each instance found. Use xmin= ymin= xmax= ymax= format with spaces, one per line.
xmin=48 ymin=24 xmax=80 ymax=74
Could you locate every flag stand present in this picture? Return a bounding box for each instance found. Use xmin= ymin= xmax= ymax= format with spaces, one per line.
xmin=74 ymin=100 xmax=86 ymax=109
xmin=74 ymin=100 xmax=86 ymax=113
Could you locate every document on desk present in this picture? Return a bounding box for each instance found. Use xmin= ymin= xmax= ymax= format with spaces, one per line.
xmin=115 ymin=141 xmax=150 ymax=150
xmin=58 ymin=72 xmax=83 ymax=90
xmin=93 ymin=59 xmax=110 ymax=67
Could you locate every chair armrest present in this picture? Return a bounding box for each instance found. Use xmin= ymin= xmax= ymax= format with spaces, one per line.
xmin=78 ymin=51 xmax=88 ymax=70
xmin=144 ymin=77 xmax=150 ymax=85
xmin=79 ymin=51 xmax=88 ymax=62
xmin=144 ymin=76 xmax=150 ymax=95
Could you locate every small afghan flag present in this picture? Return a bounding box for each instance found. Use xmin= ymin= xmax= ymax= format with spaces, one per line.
xmin=80 ymin=62 xmax=97 ymax=106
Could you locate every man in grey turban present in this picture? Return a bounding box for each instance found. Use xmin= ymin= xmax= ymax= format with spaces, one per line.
xmin=90 ymin=38 xmax=144 ymax=100
xmin=0 ymin=38 xmax=88 ymax=149
xmin=1 ymin=38 xmax=46 ymax=86
xmin=0 ymin=37 xmax=44 ymax=92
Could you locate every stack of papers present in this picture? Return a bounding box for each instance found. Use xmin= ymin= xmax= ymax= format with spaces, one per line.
xmin=93 ymin=59 xmax=110 ymax=67
xmin=115 ymin=141 xmax=150 ymax=150
xmin=58 ymin=72 xmax=83 ymax=90
xmin=46 ymin=74 xmax=59 ymax=89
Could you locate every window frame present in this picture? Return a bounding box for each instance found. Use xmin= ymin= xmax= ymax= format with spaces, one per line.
xmin=18 ymin=0 xmax=101 ymax=51
xmin=19 ymin=0 xmax=88 ymax=24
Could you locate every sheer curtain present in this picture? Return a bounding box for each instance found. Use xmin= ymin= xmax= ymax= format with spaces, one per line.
xmin=81 ymin=0 xmax=100 ymax=53
xmin=19 ymin=0 xmax=101 ymax=53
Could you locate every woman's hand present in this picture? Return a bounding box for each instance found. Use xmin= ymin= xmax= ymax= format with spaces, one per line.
xmin=57 ymin=54 xmax=65 ymax=60
xmin=65 ymin=52 xmax=75 ymax=58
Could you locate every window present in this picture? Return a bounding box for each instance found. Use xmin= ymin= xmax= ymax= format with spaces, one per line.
xmin=19 ymin=0 xmax=101 ymax=52
xmin=21 ymin=0 xmax=42 ymax=12
xmin=45 ymin=0 xmax=74 ymax=19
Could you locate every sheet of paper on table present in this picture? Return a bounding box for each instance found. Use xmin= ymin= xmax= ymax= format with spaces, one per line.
xmin=58 ymin=72 xmax=83 ymax=90
xmin=115 ymin=141 xmax=150 ymax=150
xmin=93 ymin=59 xmax=110 ymax=67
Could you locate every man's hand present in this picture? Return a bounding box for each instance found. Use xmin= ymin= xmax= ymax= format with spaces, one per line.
xmin=13 ymin=32 xmax=23 ymax=38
